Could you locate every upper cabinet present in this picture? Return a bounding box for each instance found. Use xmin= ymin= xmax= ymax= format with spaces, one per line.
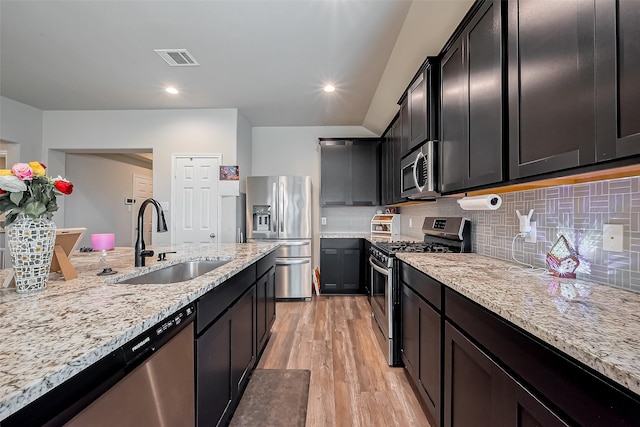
xmin=320 ymin=138 xmax=380 ymax=206
xmin=595 ymin=0 xmax=640 ymax=160
xmin=508 ymin=0 xmax=597 ymax=179
xmin=440 ymin=0 xmax=504 ymax=193
xmin=381 ymin=116 xmax=402 ymax=205
xmin=400 ymin=59 xmax=438 ymax=157
xmin=382 ymin=0 xmax=639 ymax=197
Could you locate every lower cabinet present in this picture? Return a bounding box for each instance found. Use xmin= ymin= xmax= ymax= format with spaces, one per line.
xmin=320 ymin=238 xmax=363 ymax=294
xmin=197 ymin=309 xmax=233 ymax=426
xmin=196 ymin=284 xmax=257 ymax=427
xmin=399 ymin=262 xmax=640 ymax=427
xmin=443 ymin=321 xmax=567 ymax=427
xmin=231 ymin=286 xmax=257 ymax=398
xmin=256 ymin=262 xmax=276 ymax=353
xmin=401 ymin=284 xmax=442 ymax=422
xmin=195 ymin=253 xmax=276 ymax=427
xmin=400 ymin=263 xmax=442 ymax=425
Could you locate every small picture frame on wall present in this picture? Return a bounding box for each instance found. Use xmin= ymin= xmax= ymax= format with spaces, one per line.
xmin=220 ymin=166 xmax=239 ymax=181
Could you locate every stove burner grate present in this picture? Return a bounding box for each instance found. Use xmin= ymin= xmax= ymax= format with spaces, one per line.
xmin=375 ymin=241 xmax=458 ymax=254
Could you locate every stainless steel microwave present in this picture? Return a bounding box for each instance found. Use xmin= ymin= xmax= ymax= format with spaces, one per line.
xmin=400 ymin=140 xmax=439 ymax=200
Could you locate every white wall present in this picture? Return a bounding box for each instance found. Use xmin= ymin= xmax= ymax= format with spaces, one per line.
xmin=251 ymin=126 xmax=377 ymax=268
xmin=236 ymin=111 xmax=253 ymax=193
xmin=0 ymin=96 xmax=42 ymax=164
xmin=64 ymin=154 xmax=153 ymax=248
xmin=42 ymin=109 xmax=240 ymax=244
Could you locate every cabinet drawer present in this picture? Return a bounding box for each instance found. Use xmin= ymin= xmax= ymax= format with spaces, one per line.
xmin=320 ymin=238 xmax=361 ymax=250
xmin=196 ymin=265 xmax=256 ymax=335
xmin=257 ymin=251 xmax=276 ymax=278
xmin=399 ymin=262 xmax=442 ymax=311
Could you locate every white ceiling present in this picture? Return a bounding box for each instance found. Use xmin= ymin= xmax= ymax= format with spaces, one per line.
xmin=0 ymin=0 xmax=472 ymax=135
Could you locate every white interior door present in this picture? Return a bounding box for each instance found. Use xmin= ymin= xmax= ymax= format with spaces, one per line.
xmin=173 ymin=155 xmax=220 ymax=244
xmin=132 ymin=174 xmax=153 ymax=246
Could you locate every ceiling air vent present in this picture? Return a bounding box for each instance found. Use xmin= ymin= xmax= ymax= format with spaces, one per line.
xmin=154 ymin=49 xmax=200 ymax=66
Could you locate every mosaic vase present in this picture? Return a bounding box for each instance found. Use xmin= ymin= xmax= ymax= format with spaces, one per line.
xmin=6 ymin=215 xmax=56 ymax=293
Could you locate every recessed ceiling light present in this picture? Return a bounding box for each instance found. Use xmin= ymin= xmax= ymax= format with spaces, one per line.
xmin=323 ymin=85 xmax=335 ymax=93
xmin=166 ymin=87 xmax=179 ymax=95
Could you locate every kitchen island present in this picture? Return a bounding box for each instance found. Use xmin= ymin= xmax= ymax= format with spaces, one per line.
xmin=0 ymin=242 xmax=279 ymax=422
xmin=398 ymin=252 xmax=640 ymax=425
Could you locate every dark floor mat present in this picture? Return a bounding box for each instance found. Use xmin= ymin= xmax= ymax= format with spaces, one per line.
xmin=229 ymin=369 xmax=310 ymax=427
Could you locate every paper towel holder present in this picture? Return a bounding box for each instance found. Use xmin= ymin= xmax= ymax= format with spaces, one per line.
xmin=457 ymin=194 xmax=503 ymax=211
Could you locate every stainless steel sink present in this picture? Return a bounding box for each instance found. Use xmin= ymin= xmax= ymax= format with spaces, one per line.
xmin=117 ymin=260 xmax=230 ymax=284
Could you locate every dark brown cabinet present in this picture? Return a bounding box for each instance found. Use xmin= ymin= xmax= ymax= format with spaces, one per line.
xmin=444 ymin=322 xmax=568 ymax=427
xmin=256 ymin=267 xmax=276 ymax=353
xmin=320 ymin=138 xmax=379 ymax=206
xmin=320 ymin=238 xmax=363 ymax=294
xmin=401 ymin=284 xmax=441 ymax=423
xmin=197 ymin=308 xmax=232 ymax=427
xmin=400 ymin=263 xmax=443 ymax=425
xmin=256 ymin=253 xmax=276 ymax=355
xmin=196 ymin=281 xmax=257 ymax=427
xmin=508 ymin=0 xmax=597 ymax=179
xmin=400 ymin=60 xmax=438 ymax=157
xmin=595 ymin=0 xmax=640 ymax=160
xmin=231 ymin=286 xmax=257 ymax=398
xmin=195 ymin=256 xmax=275 ymax=427
xmin=381 ymin=116 xmax=402 ymax=205
xmin=407 ymin=70 xmax=428 ymax=151
xmin=440 ymin=0 xmax=503 ymax=193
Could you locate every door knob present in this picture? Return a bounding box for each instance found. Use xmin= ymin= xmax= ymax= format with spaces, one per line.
xmin=210 ymin=233 xmax=216 ymax=238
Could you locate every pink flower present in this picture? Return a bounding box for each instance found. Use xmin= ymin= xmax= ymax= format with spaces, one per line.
xmin=11 ymin=163 xmax=33 ymax=181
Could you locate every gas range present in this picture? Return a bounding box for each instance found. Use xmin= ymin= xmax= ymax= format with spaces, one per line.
xmin=369 ymin=216 xmax=471 ymax=367
xmin=370 ymin=217 xmax=471 ymax=264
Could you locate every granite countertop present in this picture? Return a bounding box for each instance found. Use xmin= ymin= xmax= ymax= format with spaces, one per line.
xmin=397 ymin=253 xmax=640 ymax=397
xmin=0 ymin=242 xmax=279 ymax=421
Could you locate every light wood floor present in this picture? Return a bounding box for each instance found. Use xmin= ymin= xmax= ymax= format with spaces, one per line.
xmin=257 ymin=295 xmax=432 ymax=427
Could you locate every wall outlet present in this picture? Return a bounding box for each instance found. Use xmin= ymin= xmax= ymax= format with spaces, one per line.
xmin=525 ymin=221 xmax=537 ymax=243
xmin=321 ymin=217 xmax=327 ymax=226
xmin=409 ymin=218 xmax=413 ymax=227
xmin=603 ymin=224 xmax=623 ymax=252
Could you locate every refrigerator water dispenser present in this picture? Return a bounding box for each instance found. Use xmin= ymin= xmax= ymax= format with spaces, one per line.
xmin=252 ymin=206 xmax=271 ymax=231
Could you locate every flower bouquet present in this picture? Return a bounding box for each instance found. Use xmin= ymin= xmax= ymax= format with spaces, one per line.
xmin=0 ymin=162 xmax=73 ymax=292
xmin=0 ymin=162 xmax=73 ymax=227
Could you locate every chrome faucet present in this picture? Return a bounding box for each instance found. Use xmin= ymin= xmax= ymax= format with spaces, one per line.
xmin=135 ymin=198 xmax=168 ymax=267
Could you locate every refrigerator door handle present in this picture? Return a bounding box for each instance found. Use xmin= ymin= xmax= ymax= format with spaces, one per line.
xmin=272 ymin=182 xmax=277 ymax=233
xmin=278 ymin=240 xmax=310 ymax=246
xmin=279 ymin=182 xmax=284 ymax=233
xmin=276 ymin=258 xmax=311 ymax=266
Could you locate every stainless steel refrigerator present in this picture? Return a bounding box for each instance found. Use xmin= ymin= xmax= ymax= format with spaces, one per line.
xmin=246 ymin=176 xmax=312 ymax=300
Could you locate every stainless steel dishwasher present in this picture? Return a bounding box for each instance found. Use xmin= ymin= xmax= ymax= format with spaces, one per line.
xmin=3 ymin=304 xmax=196 ymax=427
xmin=63 ymin=305 xmax=195 ymax=426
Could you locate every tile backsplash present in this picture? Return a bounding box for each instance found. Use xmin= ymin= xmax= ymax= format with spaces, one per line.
xmin=320 ymin=206 xmax=380 ymax=233
xmin=319 ymin=176 xmax=639 ymax=292
xmin=399 ymin=176 xmax=640 ymax=293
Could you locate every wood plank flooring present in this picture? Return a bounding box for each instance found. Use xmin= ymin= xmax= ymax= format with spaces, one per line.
xmin=257 ymin=295 xmax=432 ymax=427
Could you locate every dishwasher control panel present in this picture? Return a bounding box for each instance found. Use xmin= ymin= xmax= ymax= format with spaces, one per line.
xmin=123 ymin=303 xmax=195 ymax=363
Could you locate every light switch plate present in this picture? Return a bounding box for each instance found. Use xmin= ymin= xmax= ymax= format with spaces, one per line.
xmin=321 ymin=217 xmax=327 ymax=225
xmin=603 ymin=224 xmax=623 ymax=252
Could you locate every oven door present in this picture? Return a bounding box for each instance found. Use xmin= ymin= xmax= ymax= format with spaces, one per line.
xmin=369 ymin=255 xmax=394 ymax=364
